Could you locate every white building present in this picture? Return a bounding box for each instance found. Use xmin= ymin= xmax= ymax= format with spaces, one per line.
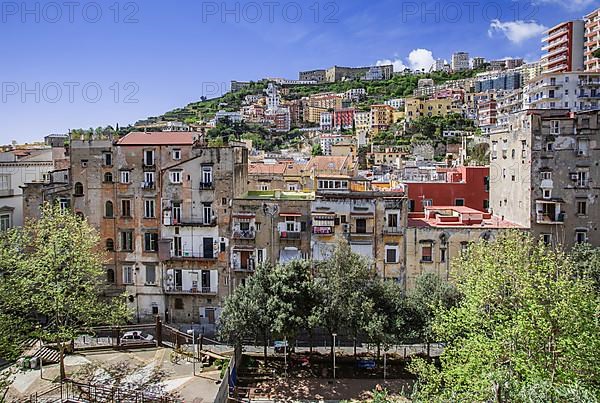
xmin=385 ymin=98 xmax=405 ymax=110
xmin=452 ymin=52 xmax=470 ymax=71
xmin=320 ymin=112 xmax=333 ymax=131
xmin=524 ymin=72 xmax=600 ymax=111
xmin=214 ymin=110 xmax=242 ymax=124
xmin=0 ymin=148 xmax=54 ymax=229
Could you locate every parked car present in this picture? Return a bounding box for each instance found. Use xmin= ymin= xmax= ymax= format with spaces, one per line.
xmin=121 ymin=331 xmax=154 ymax=344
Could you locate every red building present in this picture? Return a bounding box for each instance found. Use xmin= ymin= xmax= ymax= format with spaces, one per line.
xmin=405 ymin=166 xmax=490 ymax=212
xmin=333 ymin=108 xmax=355 ymax=130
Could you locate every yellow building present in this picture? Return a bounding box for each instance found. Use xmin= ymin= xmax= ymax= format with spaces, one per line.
xmin=304 ymin=93 xmax=343 ymax=124
xmin=404 ymin=97 xmax=462 ymax=122
xmin=370 ymin=104 xmax=395 ymax=134
xmin=331 ymin=140 xmax=356 ymax=159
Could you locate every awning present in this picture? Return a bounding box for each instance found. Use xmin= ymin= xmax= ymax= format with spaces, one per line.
xmin=279 ymin=247 xmax=301 ymax=263
xmin=232 ymin=245 xmax=256 ymax=251
xmin=233 ymin=213 xmax=256 ymax=218
xmin=350 ymin=212 xmax=374 ymax=216
xmin=280 ymin=212 xmax=302 ymax=217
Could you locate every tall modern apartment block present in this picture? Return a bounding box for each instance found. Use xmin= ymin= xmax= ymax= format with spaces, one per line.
xmin=542 ymin=20 xmax=584 ymax=74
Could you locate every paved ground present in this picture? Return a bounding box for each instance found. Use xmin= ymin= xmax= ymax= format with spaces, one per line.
xmin=4 ymin=347 xmax=223 ymax=402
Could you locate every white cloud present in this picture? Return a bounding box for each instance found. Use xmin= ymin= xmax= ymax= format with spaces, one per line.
xmin=488 ymin=19 xmax=548 ymax=45
xmin=376 ymin=48 xmax=436 ymax=72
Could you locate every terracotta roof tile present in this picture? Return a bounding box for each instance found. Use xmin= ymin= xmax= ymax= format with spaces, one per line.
xmin=117 ymin=132 xmax=194 ymax=146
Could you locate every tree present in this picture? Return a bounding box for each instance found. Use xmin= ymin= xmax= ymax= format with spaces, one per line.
xmin=311 ymin=143 xmax=323 ymax=156
xmin=219 ymin=263 xmax=273 ymax=361
xmin=0 ymin=203 xmax=130 ymax=379
xmin=410 ymin=231 xmax=600 ymax=402
xmin=312 ymin=239 xmax=376 ymax=358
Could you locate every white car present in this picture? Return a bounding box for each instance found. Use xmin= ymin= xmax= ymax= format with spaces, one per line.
xmin=121 ymin=331 xmax=154 ymax=344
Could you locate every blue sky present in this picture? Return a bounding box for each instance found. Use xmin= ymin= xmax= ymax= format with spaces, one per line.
xmin=1 ymin=0 xmax=599 ymax=144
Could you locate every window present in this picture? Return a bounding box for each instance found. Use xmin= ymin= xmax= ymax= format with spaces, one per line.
xmin=577 ymin=138 xmax=589 ymax=156
xmin=175 ymin=298 xmax=184 ymax=310
xmin=172 ymin=202 xmax=182 ymax=223
xmin=144 ymin=232 xmax=158 ymax=252
xmin=577 ymin=170 xmax=588 ymax=187
xmin=260 ymin=184 xmax=269 ymax=191
xmin=104 ymin=172 xmax=113 ymax=183
xmin=541 ymin=171 xmax=552 ymax=180
xmin=144 ymin=171 xmax=155 ymax=186
xmin=257 ymin=249 xmax=264 ymax=264
xmin=120 ymin=171 xmax=130 ymax=184
xmin=255 ymin=222 xmax=261 ymax=231
xmin=543 ymin=189 xmax=551 ymax=199
xmin=546 ymin=142 xmax=554 ymax=152
xmin=385 ymin=246 xmax=398 ymax=264
xmin=355 ymin=218 xmax=367 ymax=233
xmin=203 ymin=203 xmax=213 ymax=224
xmin=144 ymin=199 xmax=155 ymax=218
xmin=121 ymin=200 xmax=132 ymax=217
xmin=577 ymin=200 xmax=587 ymax=216
xmin=59 ymin=198 xmax=70 ymax=211
xmin=0 ymin=214 xmax=11 ymax=231
xmin=422 ymin=199 xmax=433 ymax=207
xmin=421 ymin=245 xmax=432 ymax=262
xmin=202 ymin=166 xmax=213 ymax=185
xmin=483 ymin=199 xmax=489 ymax=210
xmin=106 ymin=238 xmax=114 ymax=251
xmin=123 ymin=266 xmax=134 ymax=284
xmin=521 ymin=140 xmax=527 ymax=158
xmin=172 ymin=149 xmax=181 ymax=160
xmin=120 ymin=231 xmax=133 ymax=251
xmin=454 ymin=199 xmax=464 ymax=206
xmin=103 ymin=153 xmax=112 ymax=166
xmin=387 ymin=213 xmax=399 ymax=228
xmin=145 ymin=265 xmax=156 ymax=285
xmin=491 ymin=141 xmax=497 ymax=159
xmin=74 ymin=182 xmax=84 ymax=196
xmin=106 ymin=268 xmax=115 ymax=283
xmin=575 ymin=230 xmax=588 ymax=244
xmin=144 ymin=150 xmax=155 ymax=166
xmin=550 ymin=120 xmax=560 ymax=134
xmin=170 ymin=170 xmax=182 ymax=184
xmin=440 ymin=248 xmax=446 ymax=263
xmin=105 ymin=201 xmax=114 ymax=218
xmin=542 ymin=233 xmax=552 ymax=245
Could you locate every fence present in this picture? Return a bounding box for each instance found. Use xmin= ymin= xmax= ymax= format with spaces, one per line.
xmin=214 ymin=345 xmax=242 ymax=403
xmin=29 ymin=379 xmax=180 ymax=402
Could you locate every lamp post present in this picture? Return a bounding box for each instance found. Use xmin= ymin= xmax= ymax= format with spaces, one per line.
xmin=332 ymin=333 xmax=337 ymax=380
xmin=187 ymin=329 xmax=196 ymax=376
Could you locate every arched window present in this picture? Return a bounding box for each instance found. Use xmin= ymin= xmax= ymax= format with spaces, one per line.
xmin=106 ymin=268 xmax=115 ymax=283
xmin=74 ymin=182 xmax=84 ymax=196
xmin=105 ymin=201 xmax=114 ymax=218
xmin=104 ymin=172 xmax=113 ymax=183
xmin=106 ymin=238 xmax=114 ymax=251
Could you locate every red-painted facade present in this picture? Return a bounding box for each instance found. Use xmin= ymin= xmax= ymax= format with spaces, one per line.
xmin=405 ymin=166 xmax=490 ymax=212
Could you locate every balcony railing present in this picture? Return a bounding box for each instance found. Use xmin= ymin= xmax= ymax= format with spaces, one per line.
xmin=536 ymin=212 xmax=565 ymax=224
xmin=165 ymin=217 xmax=217 ymax=226
xmin=384 ymin=199 xmax=403 ymax=209
xmin=199 ymin=182 xmax=214 ymax=190
xmin=232 ymin=229 xmax=256 ymax=240
xmin=312 ymin=226 xmax=334 ymax=235
xmin=164 ymin=285 xmax=217 ymax=294
xmin=141 ymin=182 xmax=155 ymax=190
xmin=170 ymin=250 xmax=216 ymax=260
xmin=383 ymin=226 xmax=403 ymax=234
xmin=232 ymin=259 xmax=256 ymax=272
xmin=278 ymin=222 xmax=302 ymax=239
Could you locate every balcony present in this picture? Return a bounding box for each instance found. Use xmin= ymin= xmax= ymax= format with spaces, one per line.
xmin=199 ymin=182 xmax=214 ymax=190
xmin=164 ymin=285 xmax=218 ymax=295
xmin=170 ymin=250 xmax=217 ymax=260
xmin=278 ymin=222 xmax=302 ymax=240
xmin=312 ymin=226 xmax=334 ymax=235
xmin=384 ymin=199 xmax=404 ymax=209
xmin=536 ymin=212 xmax=565 ymax=224
xmin=232 ymin=258 xmax=256 ymax=272
xmin=383 ymin=226 xmax=404 ymax=234
xmin=164 ymin=216 xmax=217 ymax=227
xmin=232 ymin=228 xmax=256 ymax=240
xmin=141 ymin=182 xmax=155 ymax=190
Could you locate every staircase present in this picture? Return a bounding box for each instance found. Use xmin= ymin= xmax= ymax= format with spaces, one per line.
xmin=32 ymin=346 xmax=61 ymax=364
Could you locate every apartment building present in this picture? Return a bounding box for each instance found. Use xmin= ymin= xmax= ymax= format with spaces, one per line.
xmin=523 ymin=72 xmax=600 ymax=111
xmin=230 ymin=190 xmax=314 ymax=288
xmin=585 ymin=8 xmax=600 ymax=72
xmin=490 ymin=109 xmax=600 ymax=248
xmin=0 ymin=147 xmax=54 ymax=229
xmin=354 ymin=111 xmax=371 ymax=146
xmin=541 ymin=20 xmax=585 ymax=74
xmin=475 ymin=71 xmax=522 ymax=92
xmin=370 ymin=104 xmax=395 ymax=134
xmin=404 ymin=166 xmax=490 ymax=213
xmin=451 ymin=52 xmax=470 ymax=71
xmin=405 ymin=206 xmax=518 ymax=289
xmin=404 ymin=97 xmax=462 ymax=122
xmin=158 ymin=145 xmax=248 ymax=327
xmin=305 ymin=93 xmax=343 ymax=124
xmin=333 ymin=108 xmax=355 ymax=130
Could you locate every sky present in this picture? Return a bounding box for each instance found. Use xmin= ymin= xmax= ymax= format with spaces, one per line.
xmin=1 ymin=0 xmax=599 ymax=144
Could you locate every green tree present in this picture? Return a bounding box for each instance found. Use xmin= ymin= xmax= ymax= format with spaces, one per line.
xmin=410 ymin=231 xmax=600 ymax=402
xmin=311 ymin=143 xmax=323 ymax=156
xmin=0 ymin=203 xmax=130 ymax=380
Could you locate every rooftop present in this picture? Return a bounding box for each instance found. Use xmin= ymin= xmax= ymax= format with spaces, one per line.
xmin=408 ymin=206 xmax=521 ymax=229
xmin=248 ymin=162 xmax=287 ymax=175
xmin=242 ymin=190 xmax=315 ymax=201
xmin=117 ymin=131 xmax=195 ymax=146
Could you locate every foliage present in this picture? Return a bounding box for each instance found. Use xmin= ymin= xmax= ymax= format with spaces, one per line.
xmin=0 ymin=203 xmax=130 ymax=377
xmin=311 ymin=143 xmax=323 ymax=156
xmin=410 ymin=231 xmax=600 ymax=402
xmin=467 ymin=142 xmax=489 ymax=166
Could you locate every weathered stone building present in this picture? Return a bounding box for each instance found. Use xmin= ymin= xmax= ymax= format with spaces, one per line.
xmin=490 ymin=109 xmax=600 ymax=248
